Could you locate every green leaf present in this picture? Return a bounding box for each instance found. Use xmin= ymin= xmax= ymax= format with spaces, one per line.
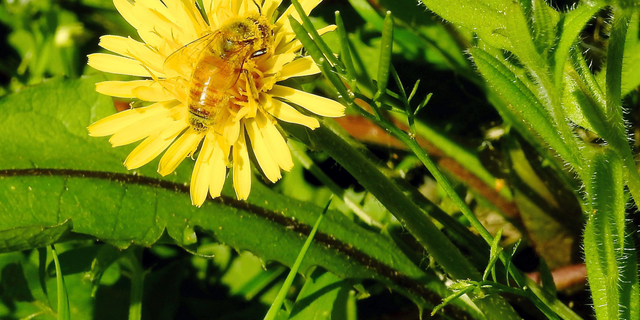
xmin=0 ymin=220 xmax=72 ymax=253
xmin=289 ymin=269 xmax=351 ymax=320
xmin=420 ymin=0 xmax=510 ymax=49
xmin=470 ymin=48 xmax=570 ymax=161
xmin=531 ymin=0 xmax=559 ymax=59
xmin=620 ymin=12 xmax=640 ymax=95
xmin=0 ymin=76 xmax=469 ymax=315
xmin=537 ymin=259 xmax=557 ymax=297
xmin=583 ymin=148 xmax=639 ymax=320
xmin=603 ymin=7 xmax=640 ymax=211
xmin=608 ymin=0 xmax=640 ymax=8
xmin=563 ymin=48 xmax=607 ymax=135
xmin=505 ymin=2 xmax=586 ymax=171
xmin=335 ymin=11 xmax=357 ymax=90
xmin=553 ymin=2 xmax=604 ymax=89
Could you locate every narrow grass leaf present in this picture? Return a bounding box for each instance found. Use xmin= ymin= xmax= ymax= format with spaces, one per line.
xmin=431 ymin=284 xmax=476 ymax=317
xmin=483 ymin=228 xmax=503 ymax=282
xmin=51 ymin=245 xmax=70 ymax=320
xmin=263 ymin=200 xmax=329 ymax=320
xmin=407 ymin=79 xmax=420 ymax=102
xmin=537 ymin=259 xmax=557 ymax=297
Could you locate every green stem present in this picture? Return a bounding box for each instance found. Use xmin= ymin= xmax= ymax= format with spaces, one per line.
xmin=123 ymin=247 xmax=144 ymax=320
xmin=51 ymin=245 xmax=70 ymax=320
xmin=335 ymin=11 xmax=358 ymax=91
xmin=604 ymin=7 xmax=640 ymax=205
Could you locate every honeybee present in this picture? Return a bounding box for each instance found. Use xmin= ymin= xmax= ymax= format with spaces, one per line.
xmin=165 ymin=12 xmax=274 ymax=132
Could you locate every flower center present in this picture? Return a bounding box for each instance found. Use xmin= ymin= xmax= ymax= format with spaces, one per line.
xmin=183 ymin=12 xmax=274 ymax=132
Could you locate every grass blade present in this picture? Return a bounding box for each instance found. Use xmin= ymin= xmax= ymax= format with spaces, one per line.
xmin=263 ymin=200 xmax=330 ymax=320
xmin=51 ymin=245 xmax=70 ymax=320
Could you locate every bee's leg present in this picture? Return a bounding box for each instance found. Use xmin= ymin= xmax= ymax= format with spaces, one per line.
xmin=242 ymin=69 xmax=261 ymax=102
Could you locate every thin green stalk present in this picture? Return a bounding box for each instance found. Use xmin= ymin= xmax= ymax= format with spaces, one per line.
xmin=583 ymin=148 xmax=639 ymax=319
xmin=289 ymin=0 xmax=343 ymax=70
xmin=51 ymin=245 xmax=70 ymax=320
xmin=374 ymin=11 xmax=394 ymax=102
xmin=287 ymin=16 xmax=353 ymax=104
xmin=335 ymin=11 xmax=358 ymax=91
xmin=346 ymin=290 xmax=357 ymax=320
xmin=122 ymin=247 xmax=144 ymax=320
xmin=263 ymin=201 xmax=328 ymax=320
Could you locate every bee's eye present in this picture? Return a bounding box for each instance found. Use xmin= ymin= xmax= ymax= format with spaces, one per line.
xmin=251 ymin=48 xmax=267 ymax=58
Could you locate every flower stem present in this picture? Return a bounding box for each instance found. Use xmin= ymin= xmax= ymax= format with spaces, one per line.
xmin=123 ymin=247 xmax=144 ymax=320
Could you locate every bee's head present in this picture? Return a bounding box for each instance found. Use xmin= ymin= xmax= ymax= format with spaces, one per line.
xmin=220 ymin=14 xmax=273 ymax=58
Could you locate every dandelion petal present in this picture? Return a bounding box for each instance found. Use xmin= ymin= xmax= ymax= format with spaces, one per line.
xmin=158 ymin=128 xmax=204 ymax=176
xmin=257 ymin=114 xmax=293 ymax=171
xmin=279 ymin=57 xmax=320 ymax=80
xmin=269 ymin=85 xmax=345 ymax=117
xmin=261 ymin=94 xmax=319 ymax=129
xmin=124 ymin=120 xmax=188 ymax=169
xmin=88 ymin=53 xmax=153 ymax=77
xmin=209 ymin=136 xmax=229 ymax=199
xmin=88 ymin=102 xmax=170 ymax=137
xmin=191 ymin=135 xmax=216 ymax=206
xmin=246 ymin=119 xmax=281 ymax=182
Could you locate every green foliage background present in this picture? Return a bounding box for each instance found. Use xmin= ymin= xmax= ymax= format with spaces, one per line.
xmin=1 ymin=0 xmax=640 ymax=319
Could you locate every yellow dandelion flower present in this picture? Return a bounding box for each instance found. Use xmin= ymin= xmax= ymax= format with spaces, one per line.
xmin=87 ymin=0 xmax=345 ymax=206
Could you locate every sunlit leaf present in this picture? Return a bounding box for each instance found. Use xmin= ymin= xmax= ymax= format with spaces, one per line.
xmin=0 ymin=76 xmax=472 ymax=315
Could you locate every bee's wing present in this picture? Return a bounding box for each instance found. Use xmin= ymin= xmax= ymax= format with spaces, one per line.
xmin=163 ymin=32 xmax=218 ymax=78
